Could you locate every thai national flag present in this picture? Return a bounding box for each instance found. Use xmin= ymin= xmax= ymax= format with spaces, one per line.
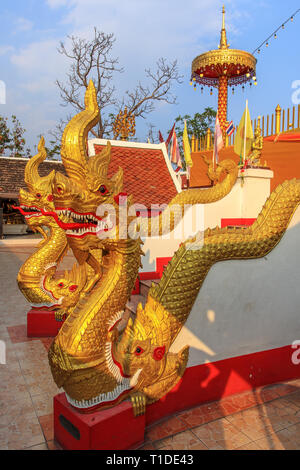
xmin=226 ymin=121 xmax=234 ymax=137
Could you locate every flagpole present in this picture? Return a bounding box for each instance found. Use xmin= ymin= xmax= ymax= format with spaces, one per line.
xmin=243 ymin=99 xmax=248 ymax=163
xmin=212 ymin=113 xmax=217 ymax=171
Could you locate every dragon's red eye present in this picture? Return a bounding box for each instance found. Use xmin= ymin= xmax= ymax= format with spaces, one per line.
xmin=57 ymin=186 xmax=63 ymax=193
xmin=58 ymin=282 xmax=64 ymax=288
xmin=36 ymin=193 xmax=42 ymax=198
xmin=134 ymin=346 xmax=144 ymax=356
xmin=98 ymin=185 xmax=108 ymax=195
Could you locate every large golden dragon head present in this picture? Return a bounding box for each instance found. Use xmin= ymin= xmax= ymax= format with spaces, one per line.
xmin=40 ymin=81 xmax=132 ymax=280
xmin=14 ymin=136 xmax=89 ymax=313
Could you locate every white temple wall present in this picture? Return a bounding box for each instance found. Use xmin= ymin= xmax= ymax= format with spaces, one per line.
xmin=170 ymin=205 xmax=300 ymax=366
xmin=140 ymin=168 xmax=274 ymax=274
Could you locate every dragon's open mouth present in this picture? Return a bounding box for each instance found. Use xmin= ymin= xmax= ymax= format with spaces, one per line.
xmin=32 ymin=207 xmax=115 ymax=238
xmin=13 ymin=205 xmax=43 ymax=219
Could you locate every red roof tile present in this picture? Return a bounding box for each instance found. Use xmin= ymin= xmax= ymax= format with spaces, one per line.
xmin=94 ymin=144 xmax=178 ymax=208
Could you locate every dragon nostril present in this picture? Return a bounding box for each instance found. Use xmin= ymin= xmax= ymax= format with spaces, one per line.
xmin=69 ymin=284 xmax=78 ymax=292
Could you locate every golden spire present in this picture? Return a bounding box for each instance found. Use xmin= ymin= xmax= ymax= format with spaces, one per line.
xmin=219 ymin=5 xmax=229 ymax=49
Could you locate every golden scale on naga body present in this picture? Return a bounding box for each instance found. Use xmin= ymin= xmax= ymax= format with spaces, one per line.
xmin=14 ymin=80 xmax=300 ymax=416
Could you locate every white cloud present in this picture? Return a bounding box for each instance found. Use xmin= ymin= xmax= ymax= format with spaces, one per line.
xmin=47 ymin=0 xmax=70 ymax=7
xmin=14 ymin=17 xmax=34 ymax=32
xmin=10 ymin=39 xmax=66 ymax=80
xmin=0 ymin=45 xmax=14 ymax=56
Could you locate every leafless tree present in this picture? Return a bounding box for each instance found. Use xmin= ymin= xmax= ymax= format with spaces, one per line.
xmin=146 ymin=122 xmax=157 ymax=144
xmin=52 ymin=27 xmax=183 ymax=141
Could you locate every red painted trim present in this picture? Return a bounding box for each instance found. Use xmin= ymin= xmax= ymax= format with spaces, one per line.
xmin=27 ymin=309 xmax=65 ymax=337
xmin=139 ymin=271 xmax=160 ymax=280
xmin=139 ymin=256 xmax=173 ymax=280
xmin=221 ymin=218 xmax=256 ymax=228
xmin=156 ymin=256 xmax=172 ymax=277
xmin=131 ymin=277 xmax=140 ymax=295
xmin=53 ymin=343 xmax=300 ymax=449
xmin=146 ymin=344 xmax=300 ymax=425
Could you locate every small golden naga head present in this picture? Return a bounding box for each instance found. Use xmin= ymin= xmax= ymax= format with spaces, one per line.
xmin=56 ymin=295 xmax=189 ymax=412
xmin=112 ymin=301 xmax=168 ymax=389
xmin=16 ymin=137 xmax=57 ymax=229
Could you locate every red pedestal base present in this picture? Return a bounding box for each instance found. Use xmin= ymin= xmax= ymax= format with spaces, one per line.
xmin=54 ymin=393 xmax=145 ymax=450
xmin=27 ymin=309 xmax=64 ymax=337
xmin=53 ymin=344 xmax=300 ymax=449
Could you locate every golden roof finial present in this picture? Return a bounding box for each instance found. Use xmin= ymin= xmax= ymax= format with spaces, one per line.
xmin=219 ymin=4 xmax=229 ymax=50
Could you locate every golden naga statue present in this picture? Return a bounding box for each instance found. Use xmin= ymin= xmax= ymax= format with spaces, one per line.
xmin=248 ymin=117 xmax=263 ymax=167
xmin=19 ymin=80 xmax=242 ymax=415
xmin=14 ymin=138 xmax=92 ymax=317
xmin=201 ymin=154 xmax=232 ymax=184
xmin=19 ymin=81 xmax=300 ymax=416
xmin=41 ymin=81 xmax=241 ymax=415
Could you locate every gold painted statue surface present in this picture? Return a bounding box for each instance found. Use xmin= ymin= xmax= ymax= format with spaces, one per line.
xmin=113 ymin=107 xmax=135 ymax=141
xmin=15 ymin=138 xmax=92 ymax=317
xmin=201 ymin=154 xmax=232 ymax=184
xmin=19 ymin=81 xmax=241 ymax=415
xmin=248 ymin=118 xmax=263 ymax=167
xmin=19 ymin=81 xmax=299 ymax=417
xmin=40 ymin=81 xmax=240 ymax=414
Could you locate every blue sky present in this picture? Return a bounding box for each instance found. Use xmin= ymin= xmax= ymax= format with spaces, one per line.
xmin=0 ymin=0 xmax=299 ymax=154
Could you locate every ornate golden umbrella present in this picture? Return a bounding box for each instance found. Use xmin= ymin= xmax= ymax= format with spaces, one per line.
xmin=191 ymin=6 xmax=257 ymax=135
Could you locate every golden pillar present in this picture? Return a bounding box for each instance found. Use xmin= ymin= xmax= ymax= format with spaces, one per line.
xmin=218 ymin=75 xmax=228 ymax=135
xmin=275 ymin=104 xmax=281 ymax=135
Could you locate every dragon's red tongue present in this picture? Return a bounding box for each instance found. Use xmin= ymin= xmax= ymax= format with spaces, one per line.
xmin=12 ymin=205 xmax=41 ymax=216
xmin=38 ymin=207 xmax=97 ymax=229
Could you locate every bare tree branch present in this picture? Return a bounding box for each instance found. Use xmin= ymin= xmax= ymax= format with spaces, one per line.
xmin=119 ymin=58 xmax=183 ymax=119
xmin=51 ymin=28 xmax=183 ymax=146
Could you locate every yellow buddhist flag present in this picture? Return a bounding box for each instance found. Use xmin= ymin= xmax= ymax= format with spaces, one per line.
xmin=182 ymin=120 xmax=193 ymax=167
xmin=234 ymin=100 xmax=254 ymax=161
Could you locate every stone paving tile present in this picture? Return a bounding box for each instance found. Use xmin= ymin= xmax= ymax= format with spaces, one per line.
xmin=40 ymin=337 xmax=54 ymax=351
xmin=2 ymin=247 xmax=300 ymax=450
xmin=138 ymin=442 xmax=157 ymax=450
xmin=0 ymin=410 xmax=45 ymax=450
xmin=0 ymin=393 xmax=34 ymax=424
xmin=235 ymin=441 xmax=262 ymax=450
xmin=178 ymin=402 xmax=224 ymax=428
xmin=224 ymin=397 xmax=300 ymax=443
xmin=155 ymin=430 xmax=208 ymax=450
xmin=7 ymin=324 xmax=33 ymax=344
xmin=39 ymin=413 xmax=54 ymax=442
xmin=24 ymin=376 xmax=60 ymax=398
xmin=225 ymin=407 xmax=277 ymax=441
xmin=47 ymin=439 xmax=63 ymax=450
xmin=283 ymin=390 xmax=300 ymax=407
xmin=31 ymin=392 xmax=54 ymax=417
xmin=25 ymin=442 xmax=49 ymax=450
xmin=253 ymin=430 xmax=299 ymax=450
xmin=191 ymin=417 xmax=252 ymax=450
xmin=145 ymin=416 xmax=189 ymax=442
